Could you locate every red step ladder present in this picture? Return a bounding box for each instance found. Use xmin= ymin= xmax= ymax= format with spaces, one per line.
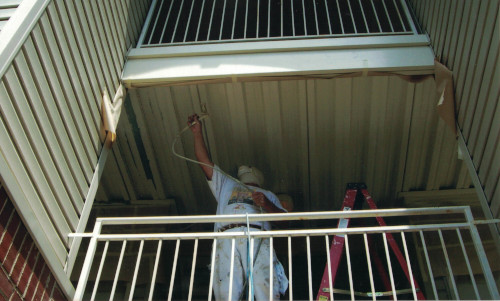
xmin=316 ymin=183 xmax=425 ymax=300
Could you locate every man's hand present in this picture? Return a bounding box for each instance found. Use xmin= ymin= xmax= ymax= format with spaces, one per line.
xmin=187 ymin=114 xmax=202 ymax=134
xmin=252 ymin=191 xmax=285 ymax=213
xmin=252 ymin=191 xmax=269 ymax=208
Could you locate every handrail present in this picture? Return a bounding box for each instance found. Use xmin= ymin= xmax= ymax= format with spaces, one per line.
xmin=74 ymin=206 xmax=500 ymax=301
xmin=92 ymin=206 xmax=472 ymax=225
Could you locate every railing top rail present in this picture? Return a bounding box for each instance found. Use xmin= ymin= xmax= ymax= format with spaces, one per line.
xmin=78 ymin=222 xmax=485 ymax=241
xmin=95 ymin=206 xmax=471 ymax=226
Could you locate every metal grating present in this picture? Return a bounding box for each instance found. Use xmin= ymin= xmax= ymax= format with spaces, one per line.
xmin=141 ymin=0 xmax=419 ymax=46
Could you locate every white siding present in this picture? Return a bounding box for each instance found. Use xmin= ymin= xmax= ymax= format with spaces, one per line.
xmin=0 ymin=0 xmax=151 ymax=297
xmin=410 ymin=0 xmax=500 ymax=217
xmin=0 ymin=0 xmax=22 ymax=32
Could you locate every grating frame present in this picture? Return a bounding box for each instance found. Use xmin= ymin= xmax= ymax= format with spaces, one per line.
xmin=140 ymin=0 xmax=419 ymax=46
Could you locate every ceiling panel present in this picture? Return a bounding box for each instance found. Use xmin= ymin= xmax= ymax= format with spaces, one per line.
xmin=97 ymin=75 xmax=473 ymax=214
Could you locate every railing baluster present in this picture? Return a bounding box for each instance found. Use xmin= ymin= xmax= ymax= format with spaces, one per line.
xmin=207 ymin=0 xmax=216 ymax=40
xmin=363 ymin=233 xmax=376 ymax=301
xmin=269 ymin=236 xmax=273 ymax=300
xmin=288 ymin=236 xmax=293 ymax=301
xmin=219 ymin=0 xmax=227 ymax=40
xmin=168 ymin=239 xmax=180 ymax=301
xmin=110 ymin=240 xmax=127 ymax=301
xmin=312 ymin=0 xmax=319 ymax=35
xmin=228 ymin=238 xmax=236 ymax=298
xmin=438 ymin=229 xmax=459 ymax=299
xmin=324 ymin=0 xmax=332 ymax=35
xmin=74 ymin=221 xmax=102 ymax=300
xmin=324 ymin=235 xmax=333 ymax=300
xmin=456 ymin=229 xmax=480 ymax=299
xmin=336 ymin=0 xmax=345 ymax=34
xmin=306 ymin=235 xmax=313 ymax=300
xmin=383 ymin=233 xmax=397 ymax=300
xmin=345 ymin=234 xmax=354 ymax=301
xmin=148 ymin=240 xmax=162 ymax=301
xmin=244 ymin=0 xmax=249 ymax=39
xmin=188 ymin=238 xmax=198 ymax=301
xmin=281 ymin=0 xmax=284 ymax=37
xmin=171 ymin=0 xmax=186 ymax=43
xmin=91 ymin=241 xmax=109 ymax=301
xmin=401 ymin=232 xmax=417 ymax=300
xmin=290 ymin=0 xmax=295 ymax=37
xmin=370 ymin=0 xmax=382 ymax=32
xmin=392 ymin=0 xmax=406 ymax=31
xmin=381 ymin=0 xmax=395 ymax=32
xmin=257 ymin=0 xmax=260 ymax=37
xmin=146 ymin=0 xmax=164 ymax=45
xmin=183 ymin=0 xmax=196 ymax=42
xmin=346 ymin=0 xmax=357 ymax=33
xmin=301 ymin=0 xmax=307 ymax=35
xmin=195 ymin=0 xmax=206 ymax=41
xmin=231 ymin=0 xmax=238 ymax=39
xmin=128 ymin=240 xmax=144 ymax=301
xmin=249 ymin=237 xmax=254 ymax=300
xmin=267 ymin=0 xmax=271 ymax=37
xmin=358 ymin=0 xmax=369 ymax=33
xmin=208 ymin=239 xmax=217 ymax=301
xmin=158 ymin=0 xmax=174 ymax=43
xmin=419 ymin=231 xmax=438 ymax=299
xmin=398 ymin=0 xmax=418 ymax=34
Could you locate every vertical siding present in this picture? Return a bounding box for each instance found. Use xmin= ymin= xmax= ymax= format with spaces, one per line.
xmin=0 ymin=0 xmax=152 ymax=296
xmin=410 ymin=0 xmax=500 ymax=217
xmin=112 ymin=75 xmax=467 ymax=213
xmin=0 ymin=0 xmax=22 ymax=32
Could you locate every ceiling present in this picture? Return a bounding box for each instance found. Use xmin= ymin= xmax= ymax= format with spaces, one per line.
xmin=95 ymin=75 xmax=474 ymax=215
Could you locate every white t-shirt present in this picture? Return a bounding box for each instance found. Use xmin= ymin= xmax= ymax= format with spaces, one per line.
xmin=208 ymin=166 xmax=286 ymax=232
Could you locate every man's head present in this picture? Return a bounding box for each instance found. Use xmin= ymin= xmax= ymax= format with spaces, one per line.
xmin=237 ymin=165 xmax=264 ymax=187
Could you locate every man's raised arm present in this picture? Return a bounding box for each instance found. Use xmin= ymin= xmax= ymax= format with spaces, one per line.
xmin=188 ymin=114 xmax=214 ymax=180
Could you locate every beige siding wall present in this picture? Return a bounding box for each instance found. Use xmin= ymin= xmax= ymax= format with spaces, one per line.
xmin=410 ymin=0 xmax=500 ymax=217
xmin=0 ymin=0 xmax=22 ymax=32
xmin=0 ymin=0 xmax=151 ymax=296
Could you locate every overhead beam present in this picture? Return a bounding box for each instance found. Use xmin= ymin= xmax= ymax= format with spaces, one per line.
xmin=122 ymin=45 xmax=435 ymax=88
xmin=130 ymin=35 xmax=431 ymax=58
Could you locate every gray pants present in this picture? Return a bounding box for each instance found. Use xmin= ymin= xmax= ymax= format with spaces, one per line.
xmin=213 ymin=227 xmax=288 ymax=301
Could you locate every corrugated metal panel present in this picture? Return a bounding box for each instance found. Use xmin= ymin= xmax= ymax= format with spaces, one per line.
xmin=0 ymin=0 xmax=151 ymax=295
xmin=410 ymin=0 xmax=500 ymax=217
xmin=98 ymin=75 xmax=471 ymax=213
xmin=0 ymin=0 xmax=22 ymax=32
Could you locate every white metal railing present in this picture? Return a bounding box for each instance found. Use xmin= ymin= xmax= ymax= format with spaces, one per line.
xmin=73 ymin=206 xmax=499 ymax=300
xmin=138 ymin=0 xmax=420 ymax=47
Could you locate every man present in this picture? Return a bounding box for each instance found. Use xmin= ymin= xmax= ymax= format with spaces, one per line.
xmin=187 ymin=114 xmax=288 ymax=300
